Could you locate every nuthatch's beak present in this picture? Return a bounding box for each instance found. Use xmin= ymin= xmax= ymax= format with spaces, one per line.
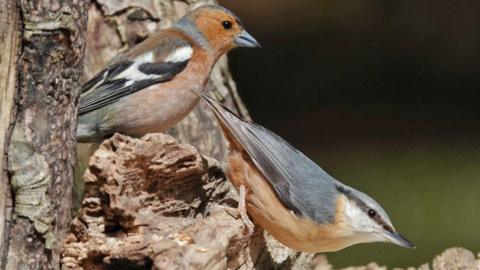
xmin=385 ymin=231 xmax=416 ymax=249
xmin=234 ymin=30 xmax=261 ymax=48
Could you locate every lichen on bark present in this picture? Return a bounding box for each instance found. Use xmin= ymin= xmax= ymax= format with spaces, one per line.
xmin=3 ymin=0 xmax=88 ymax=268
xmin=8 ymin=127 xmax=55 ymax=248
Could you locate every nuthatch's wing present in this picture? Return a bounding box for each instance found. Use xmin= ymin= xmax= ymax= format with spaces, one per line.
xmin=79 ymin=33 xmax=192 ymax=115
xmin=201 ymin=94 xmax=341 ymax=224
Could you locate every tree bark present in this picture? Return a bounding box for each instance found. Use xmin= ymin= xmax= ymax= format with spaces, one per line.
xmin=1 ymin=0 xmax=88 ymax=269
xmin=0 ymin=0 xmax=21 ymax=268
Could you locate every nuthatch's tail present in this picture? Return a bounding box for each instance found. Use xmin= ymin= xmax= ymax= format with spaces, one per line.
xmin=189 ymin=89 xmax=251 ymax=147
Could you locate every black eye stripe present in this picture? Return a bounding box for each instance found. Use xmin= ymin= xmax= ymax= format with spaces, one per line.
xmin=336 ymin=185 xmax=390 ymax=229
xmin=383 ymin=225 xmax=393 ymax=233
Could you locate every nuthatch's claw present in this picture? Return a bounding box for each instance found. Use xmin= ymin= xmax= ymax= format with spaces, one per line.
xmin=218 ymin=204 xmax=255 ymax=237
xmin=218 ymin=185 xmax=255 ymax=238
xmin=238 ymin=185 xmax=255 ymax=237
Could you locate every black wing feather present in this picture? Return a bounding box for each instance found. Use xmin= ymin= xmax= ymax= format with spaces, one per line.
xmin=79 ymin=78 xmax=168 ymax=115
xmin=138 ymin=60 xmax=188 ymax=75
xmin=79 ymin=36 xmax=191 ymax=116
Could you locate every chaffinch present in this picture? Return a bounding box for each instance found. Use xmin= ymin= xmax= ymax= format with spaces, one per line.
xmin=77 ymin=5 xmax=260 ymax=142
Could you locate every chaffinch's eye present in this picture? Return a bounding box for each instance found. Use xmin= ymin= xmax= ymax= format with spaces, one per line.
xmin=222 ymin=20 xmax=233 ymax=30
xmin=368 ymin=209 xmax=376 ymax=218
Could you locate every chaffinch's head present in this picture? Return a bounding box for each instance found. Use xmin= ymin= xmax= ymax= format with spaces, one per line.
xmin=175 ymin=5 xmax=260 ymax=56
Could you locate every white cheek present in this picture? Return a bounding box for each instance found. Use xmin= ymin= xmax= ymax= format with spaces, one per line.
xmin=344 ymin=199 xmax=363 ymax=220
xmin=344 ymin=200 xmax=376 ymax=232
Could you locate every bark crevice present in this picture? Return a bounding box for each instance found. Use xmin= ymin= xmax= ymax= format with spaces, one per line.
xmin=2 ymin=0 xmax=88 ymax=268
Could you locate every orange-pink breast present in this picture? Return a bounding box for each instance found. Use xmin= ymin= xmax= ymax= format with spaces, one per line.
xmin=226 ymin=151 xmax=354 ymax=253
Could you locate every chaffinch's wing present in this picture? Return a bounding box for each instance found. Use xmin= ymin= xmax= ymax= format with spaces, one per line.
xmin=79 ymin=33 xmax=193 ymax=115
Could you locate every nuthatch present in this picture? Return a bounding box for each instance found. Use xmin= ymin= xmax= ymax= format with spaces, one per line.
xmin=76 ymin=5 xmax=260 ymax=142
xmin=199 ymin=93 xmax=415 ymax=253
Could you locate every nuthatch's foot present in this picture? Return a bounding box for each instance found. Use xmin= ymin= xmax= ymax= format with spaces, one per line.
xmin=219 ymin=185 xmax=255 ymax=238
xmin=237 ymin=185 xmax=256 ymax=237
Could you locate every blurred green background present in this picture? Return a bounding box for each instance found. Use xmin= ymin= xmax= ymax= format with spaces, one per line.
xmin=220 ymin=0 xmax=480 ymax=268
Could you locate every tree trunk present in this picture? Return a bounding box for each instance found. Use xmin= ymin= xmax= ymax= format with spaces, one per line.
xmin=0 ymin=0 xmax=88 ymax=269
xmin=0 ymin=0 xmax=21 ymax=268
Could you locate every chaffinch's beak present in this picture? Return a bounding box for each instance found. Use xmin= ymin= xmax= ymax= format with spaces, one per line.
xmin=234 ymin=30 xmax=261 ymax=48
xmin=385 ymin=231 xmax=416 ymax=249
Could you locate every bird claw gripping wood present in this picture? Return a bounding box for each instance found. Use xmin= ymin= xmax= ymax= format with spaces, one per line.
xmin=218 ymin=185 xmax=255 ymax=238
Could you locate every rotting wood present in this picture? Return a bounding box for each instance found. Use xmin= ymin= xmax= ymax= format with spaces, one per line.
xmin=64 ymin=133 xmax=312 ymax=270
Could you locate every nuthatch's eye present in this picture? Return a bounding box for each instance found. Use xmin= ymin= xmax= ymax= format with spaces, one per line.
xmin=222 ymin=20 xmax=233 ymax=30
xmin=368 ymin=209 xmax=376 ymax=218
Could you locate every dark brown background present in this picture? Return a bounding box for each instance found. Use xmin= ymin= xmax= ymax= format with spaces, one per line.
xmin=221 ymin=0 xmax=480 ymax=268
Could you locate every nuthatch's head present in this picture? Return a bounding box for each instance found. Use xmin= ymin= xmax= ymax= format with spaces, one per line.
xmin=333 ymin=185 xmax=415 ymax=250
xmin=175 ymin=5 xmax=261 ymax=57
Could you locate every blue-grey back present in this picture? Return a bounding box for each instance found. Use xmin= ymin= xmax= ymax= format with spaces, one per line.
xmin=202 ymin=94 xmax=341 ymax=224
